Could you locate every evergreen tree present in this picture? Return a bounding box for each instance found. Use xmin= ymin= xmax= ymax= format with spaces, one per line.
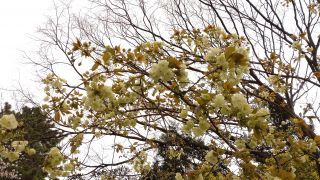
xmin=0 ymin=102 xmax=61 ymax=180
xmin=143 ymin=131 xmax=208 ymax=180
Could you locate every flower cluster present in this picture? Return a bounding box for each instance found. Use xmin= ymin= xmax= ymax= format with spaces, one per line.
xmin=205 ymin=48 xmax=222 ymax=61
xmin=179 ymin=109 xmax=188 ymax=119
xmin=192 ymin=118 xmax=211 ymax=137
xmin=149 ymin=60 xmax=174 ymax=82
xmin=0 ymin=114 xmax=18 ymax=130
xmin=132 ymin=151 xmax=150 ymax=173
xmin=43 ymin=73 xmax=66 ymax=90
xmin=11 ymin=141 xmax=28 ymax=152
xmin=2 ymin=151 xmax=20 ymax=162
xmin=268 ymin=75 xmax=286 ymax=93
xmin=175 ymin=173 xmax=184 ymax=180
xmin=0 ymin=140 xmax=35 ymax=162
xmin=177 ymin=63 xmax=189 ymax=85
xmin=205 ymin=44 xmax=249 ymax=94
xmin=0 ymin=114 xmax=37 ymax=165
xmin=182 ymin=120 xmax=194 ymax=133
xmin=247 ymin=108 xmax=269 ymax=130
xmin=0 ymin=115 xmax=19 ymax=160
xmin=41 ymin=24 xmax=320 ymax=179
xmin=205 ymin=150 xmax=218 ymax=164
xmin=70 ymin=133 xmax=84 ymax=154
xmin=231 ymin=93 xmax=252 ymax=116
xmin=83 ymin=76 xmax=114 ymax=111
xmin=292 ymin=41 xmax=301 ymax=50
xmin=212 ymin=94 xmax=230 ymax=114
xmin=44 ymin=147 xmax=66 ymax=177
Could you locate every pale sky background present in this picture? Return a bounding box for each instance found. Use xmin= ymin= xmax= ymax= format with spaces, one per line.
xmin=0 ymin=0 xmax=88 ymax=107
xmin=0 ymin=0 xmax=54 ymax=105
xmin=0 ymin=1 xmax=108 ymax=171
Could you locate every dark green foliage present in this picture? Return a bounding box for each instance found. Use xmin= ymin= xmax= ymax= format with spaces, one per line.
xmin=142 ymin=131 xmax=207 ymax=180
xmin=1 ymin=102 xmax=61 ymax=180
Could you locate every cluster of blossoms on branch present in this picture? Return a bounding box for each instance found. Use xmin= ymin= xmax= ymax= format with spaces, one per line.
xmin=3 ymin=21 xmax=320 ymax=179
xmin=38 ymin=25 xmax=249 ymax=178
xmin=0 ymin=114 xmax=18 ymax=130
xmin=0 ymin=115 xmax=36 ymax=162
xmin=38 ymin=24 xmax=320 ymax=179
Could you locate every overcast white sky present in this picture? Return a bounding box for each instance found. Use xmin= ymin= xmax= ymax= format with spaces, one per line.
xmin=0 ymin=0 xmax=54 ymax=105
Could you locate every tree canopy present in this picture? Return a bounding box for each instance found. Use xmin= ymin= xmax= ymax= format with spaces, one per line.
xmin=2 ymin=0 xmax=320 ymax=179
xmin=0 ymin=102 xmax=61 ymax=179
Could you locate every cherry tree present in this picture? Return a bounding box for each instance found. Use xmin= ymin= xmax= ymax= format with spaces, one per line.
xmin=2 ymin=0 xmax=320 ymax=179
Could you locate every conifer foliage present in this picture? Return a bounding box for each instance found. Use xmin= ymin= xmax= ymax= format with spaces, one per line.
xmin=0 ymin=103 xmax=61 ymax=179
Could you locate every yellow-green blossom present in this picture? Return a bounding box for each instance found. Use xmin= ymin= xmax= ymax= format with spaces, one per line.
xmin=179 ymin=109 xmax=188 ymax=119
xmin=11 ymin=141 xmax=28 ymax=152
xmin=0 ymin=114 xmax=18 ymax=130
xmin=213 ymin=94 xmax=226 ymax=108
xmin=5 ymin=151 xmax=20 ymax=162
xmin=205 ymin=150 xmax=218 ymax=164
xmin=175 ymin=173 xmax=184 ymax=180
xmin=149 ymin=60 xmax=174 ymax=82
xmin=231 ymin=93 xmax=252 ymax=115
xmin=26 ymin=148 xmax=36 ymax=156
